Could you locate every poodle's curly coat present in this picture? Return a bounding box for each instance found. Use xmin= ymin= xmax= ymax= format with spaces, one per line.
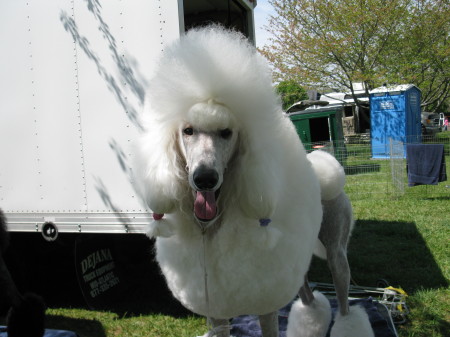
xmin=133 ymin=27 xmax=323 ymax=320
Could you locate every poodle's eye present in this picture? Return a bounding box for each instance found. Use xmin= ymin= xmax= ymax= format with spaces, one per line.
xmin=220 ymin=128 xmax=232 ymax=139
xmin=183 ymin=127 xmax=194 ymax=136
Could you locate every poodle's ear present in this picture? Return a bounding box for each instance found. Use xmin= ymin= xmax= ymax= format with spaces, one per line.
xmin=133 ymin=120 xmax=186 ymax=215
xmin=232 ymin=131 xmax=280 ymax=221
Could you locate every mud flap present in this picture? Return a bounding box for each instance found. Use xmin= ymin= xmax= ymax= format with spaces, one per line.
xmin=74 ymin=236 xmax=127 ymax=309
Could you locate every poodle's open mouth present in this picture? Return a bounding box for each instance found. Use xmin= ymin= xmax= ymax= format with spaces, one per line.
xmin=194 ymin=188 xmax=220 ymax=222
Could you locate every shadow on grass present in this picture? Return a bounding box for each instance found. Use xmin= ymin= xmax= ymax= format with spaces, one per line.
xmin=308 ymin=220 xmax=448 ymax=292
xmin=422 ymin=196 xmax=450 ymax=201
xmin=45 ymin=315 xmax=106 ymax=337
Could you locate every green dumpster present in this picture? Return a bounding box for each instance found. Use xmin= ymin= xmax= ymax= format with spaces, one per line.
xmin=287 ymin=105 xmax=346 ymax=164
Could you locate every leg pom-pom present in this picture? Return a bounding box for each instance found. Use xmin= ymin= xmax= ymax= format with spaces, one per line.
xmin=146 ymin=219 xmax=174 ymax=238
xmin=330 ymin=305 xmax=374 ymax=337
xmin=286 ymin=291 xmax=332 ymax=337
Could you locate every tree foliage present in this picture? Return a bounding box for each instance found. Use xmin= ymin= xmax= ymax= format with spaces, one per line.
xmin=276 ymin=80 xmax=308 ymax=110
xmin=260 ymin=0 xmax=450 ymax=111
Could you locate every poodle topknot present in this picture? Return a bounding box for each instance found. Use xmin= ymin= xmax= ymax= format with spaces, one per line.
xmin=135 ymin=26 xmax=298 ymax=221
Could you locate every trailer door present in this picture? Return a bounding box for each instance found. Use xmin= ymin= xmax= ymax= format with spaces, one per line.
xmin=0 ymin=1 xmax=181 ymax=233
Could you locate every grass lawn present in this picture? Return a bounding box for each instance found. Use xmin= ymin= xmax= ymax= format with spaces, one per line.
xmin=5 ymin=133 xmax=450 ymax=337
xmin=317 ymin=197 xmax=449 ymax=337
xmin=45 ymin=309 xmax=206 ymax=337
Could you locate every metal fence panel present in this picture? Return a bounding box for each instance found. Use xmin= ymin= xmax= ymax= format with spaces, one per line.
xmin=303 ymin=133 xmax=450 ymax=199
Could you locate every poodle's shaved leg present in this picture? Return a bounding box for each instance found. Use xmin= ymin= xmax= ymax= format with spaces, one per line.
xmin=259 ymin=311 xmax=279 ymax=337
xmin=328 ymin=248 xmax=350 ymax=316
xmin=298 ymin=274 xmax=315 ymax=305
xmin=207 ymin=317 xmax=230 ymax=337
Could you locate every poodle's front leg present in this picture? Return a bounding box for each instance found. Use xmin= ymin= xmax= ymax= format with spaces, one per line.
xmin=205 ymin=317 xmax=230 ymax=337
xmin=259 ymin=311 xmax=279 ymax=337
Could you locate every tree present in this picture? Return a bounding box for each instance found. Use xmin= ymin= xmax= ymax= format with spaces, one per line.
xmin=260 ymin=0 xmax=450 ymax=112
xmin=276 ymin=80 xmax=308 ymax=110
xmin=395 ymin=1 xmax=450 ymax=111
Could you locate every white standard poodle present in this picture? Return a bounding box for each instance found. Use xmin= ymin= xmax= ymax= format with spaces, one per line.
xmin=133 ymin=27 xmax=371 ymax=337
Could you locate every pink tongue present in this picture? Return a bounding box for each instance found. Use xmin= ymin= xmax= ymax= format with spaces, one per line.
xmin=194 ymin=191 xmax=217 ymax=220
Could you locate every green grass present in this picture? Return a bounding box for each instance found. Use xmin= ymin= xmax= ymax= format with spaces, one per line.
xmin=352 ymin=198 xmax=449 ymax=337
xmin=15 ymin=133 xmax=450 ymax=336
xmin=307 ymin=195 xmax=449 ymax=337
xmin=44 ymin=309 xmax=206 ymax=337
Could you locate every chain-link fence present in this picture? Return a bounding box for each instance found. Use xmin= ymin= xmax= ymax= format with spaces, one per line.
xmin=303 ymin=133 xmax=450 ymax=199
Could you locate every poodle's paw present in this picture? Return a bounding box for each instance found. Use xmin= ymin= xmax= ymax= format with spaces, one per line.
xmin=330 ymin=305 xmax=374 ymax=337
xmin=286 ymin=291 xmax=331 ymax=337
xmin=146 ymin=219 xmax=173 ymax=238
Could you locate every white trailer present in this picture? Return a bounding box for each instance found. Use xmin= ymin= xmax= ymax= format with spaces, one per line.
xmin=0 ymin=0 xmax=257 ymax=238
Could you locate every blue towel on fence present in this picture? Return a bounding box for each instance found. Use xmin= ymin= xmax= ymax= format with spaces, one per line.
xmin=230 ymin=298 xmax=397 ymax=337
xmin=0 ymin=327 xmax=79 ymax=337
xmin=406 ymin=144 xmax=447 ymax=186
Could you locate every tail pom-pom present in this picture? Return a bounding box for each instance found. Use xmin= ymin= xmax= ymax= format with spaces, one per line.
xmin=146 ymin=218 xmax=173 ymax=238
xmin=307 ymin=150 xmax=345 ymax=200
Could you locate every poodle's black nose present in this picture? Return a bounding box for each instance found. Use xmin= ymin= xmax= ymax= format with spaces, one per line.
xmin=193 ymin=166 xmax=219 ymax=190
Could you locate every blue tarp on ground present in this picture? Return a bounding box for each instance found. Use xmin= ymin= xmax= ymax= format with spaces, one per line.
xmin=0 ymin=327 xmax=79 ymax=337
xmin=231 ymin=298 xmax=397 ymax=337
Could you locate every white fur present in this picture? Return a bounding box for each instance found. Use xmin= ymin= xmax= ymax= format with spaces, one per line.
xmin=330 ymin=305 xmax=374 ymax=337
xmin=307 ymin=150 xmax=348 ymax=259
xmin=313 ymin=239 xmax=327 ymax=260
xmin=286 ymin=291 xmax=332 ymax=337
xmin=133 ymin=26 xmax=322 ymax=321
xmin=307 ymin=151 xmax=345 ymax=201
xmin=146 ymin=219 xmax=174 ymax=238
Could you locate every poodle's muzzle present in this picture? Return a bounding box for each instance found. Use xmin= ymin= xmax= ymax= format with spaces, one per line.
xmin=192 ymin=165 xmax=221 ymax=222
xmin=179 ymin=120 xmax=238 ymax=224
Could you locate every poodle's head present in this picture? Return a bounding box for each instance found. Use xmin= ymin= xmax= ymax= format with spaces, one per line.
xmin=134 ymin=26 xmax=284 ymax=223
xmin=179 ymin=100 xmax=239 ymax=222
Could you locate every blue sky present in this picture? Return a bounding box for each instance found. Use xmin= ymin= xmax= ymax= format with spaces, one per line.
xmin=254 ymin=0 xmax=274 ymax=47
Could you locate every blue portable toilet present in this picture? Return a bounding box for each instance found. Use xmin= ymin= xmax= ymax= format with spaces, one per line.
xmin=370 ymin=84 xmax=421 ymax=158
